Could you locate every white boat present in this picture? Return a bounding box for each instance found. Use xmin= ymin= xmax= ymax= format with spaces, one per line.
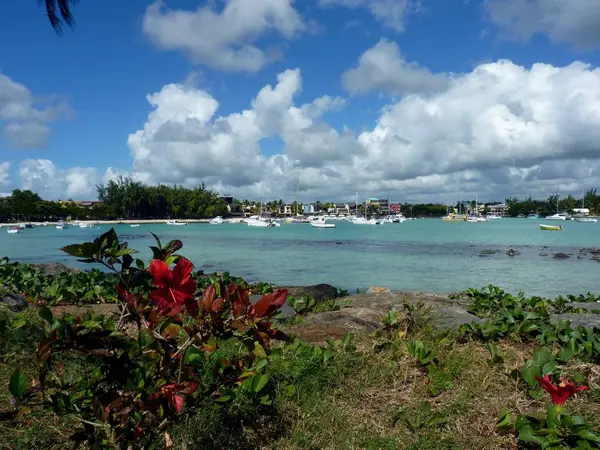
xmin=540 ymin=224 xmax=563 ymax=231
xmin=166 ymin=220 xmax=187 ymax=226
xmin=209 ymin=216 xmax=224 ymax=225
xmin=130 ymin=224 xmax=141 ymax=228
xmin=79 ymin=222 xmax=93 ymax=228
xmin=247 ymin=218 xmax=277 ymax=227
xmin=486 ymin=214 xmax=502 ymax=220
xmin=7 ymin=227 xmax=20 ymax=234
xmin=392 ymin=214 xmax=407 ymax=223
xmin=56 ymin=223 xmax=68 ymax=230
xmin=576 ymin=217 xmax=597 ymax=223
xmin=352 ymin=217 xmax=379 ymax=225
xmin=546 ymin=213 xmax=569 ymax=221
xmin=310 ymin=217 xmax=335 ymax=228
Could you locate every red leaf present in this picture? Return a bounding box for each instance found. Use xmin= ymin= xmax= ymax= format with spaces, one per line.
xmin=250 ymin=289 xmax=287 ymax=318
xmin=116 ymin=282 xmax=137 ymax=309
xmin=200 ymin=285 xmax=217 ymax=312
xmin=178 ymin=382 xmax=199 ymax=395
xmin=170 ymin=394 xmax=184 ymax=413
xmin=185 ymin=298 xmax=199 ymax=317
xmin=229 ymin=285 xmax=250 ymax=317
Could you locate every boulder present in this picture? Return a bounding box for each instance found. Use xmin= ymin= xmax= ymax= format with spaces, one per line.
xmin=552 ymin=253 xmax=570 ymax=260
xmin=280 ymin=284 xmax=339 ymax=303
xmin=31 ymin=262 xmax=80 ymax=277
xmin=480 ymin=249 xmax=500 ymax=255
xmin=0 ymin=289 xmax=27 ymax=311
xmin=539 ymin=253 xmax=549 ymax=257
xmin=506 ymin=249 xmax=521 ymax=257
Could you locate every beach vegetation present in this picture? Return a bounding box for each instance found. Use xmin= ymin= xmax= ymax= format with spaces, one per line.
xmin=1 ymin=238 xmax=600 ymax=448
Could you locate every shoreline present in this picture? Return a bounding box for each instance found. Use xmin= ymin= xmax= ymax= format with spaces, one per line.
xmin=0 ymin=218 xmax=248 ymax=227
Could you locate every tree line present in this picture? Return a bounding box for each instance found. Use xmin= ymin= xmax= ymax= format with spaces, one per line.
xmin=0 ymin=178 xmax=230 ymax=222
xmin=504 ymin=189 xmax=600 ymax=217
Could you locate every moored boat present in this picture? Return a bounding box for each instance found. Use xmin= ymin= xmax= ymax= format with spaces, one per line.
xmin=7 ymin=227 xmax=20 ymax=234
xmin=310 ymin=217 xmax=335 ymax=228
xmin=209 ymin=216 xmax=224 ymax=225
xmin=575 ymin=217 xmax=597 ymax=223
xmin=540 ymin=224 xmax=563 ymax=231
xmin=166 ymin=220 xmax=187 ymax=226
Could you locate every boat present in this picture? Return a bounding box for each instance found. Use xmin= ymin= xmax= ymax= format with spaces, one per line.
xmin=486 ymin=214 xmax=502 ymax=220
xmin=166 ymin=220 xmax=187 ymax=226
xmin=24 ymin=223 xmax=34 ymax=229
xmin=572 ymin=192 xmax=595 ymax=222
xmin=576 ymin=217 xmax=598 ymax=223
xmin=56 ymin=222 xmax=68 ymax=230
xmin=527 ymin=213 xmax=540 ymax=220
xmin=516 ymin=214 xmax=526 ymax=218
xmin=7 ymin=227 xmax=20 ymax=234
xmin=442 ymin=213 xmax=466 ymax=222
xmin=209 ymin=216 xmax=224 ymax=225
xmin=310 ymin=217 xmax=335 ymax=228
xmin=247 ymin=198 xmax=279 ymax=227
xmin=79 ymin=222 xmax=93 ymax=228
xmin=540 ymin=224 xmax=563 ymax=231
xmin=130 ymin=224 xmax=141 ymax=228
xmin=546 ymin=213 xmax=569 ymax=221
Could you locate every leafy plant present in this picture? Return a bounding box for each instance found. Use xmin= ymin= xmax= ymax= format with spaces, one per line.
xmin=7 ymin=228 xmax=289 ymax=448
xmin=406 ymin=340 xmax=436 ymax=366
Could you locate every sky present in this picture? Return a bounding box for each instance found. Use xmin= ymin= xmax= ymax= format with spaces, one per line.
xmin=1 ymin=0 xmax=600 ymax=203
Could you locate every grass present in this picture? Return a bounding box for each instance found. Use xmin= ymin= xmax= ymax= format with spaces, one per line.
xmin=1 ymin=305 xmax=599 ymax=449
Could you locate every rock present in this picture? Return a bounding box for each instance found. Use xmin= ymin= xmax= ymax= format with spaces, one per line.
xmin=552 ymin=313 xmax=600 ymax=329
xmin=0 ymin=289 xmax=27 ymax=311
xmin=552 ymin=253 xmax=570 ymax=260
xmin=31 ymin=262 xmax=80 ymax=277
xmin=280 ymin=284 xmax=339 ymax=303
xmin=569 ymin=302 xmax=600 ymax=313
xmin=507 ymin=249 xmax=521 ymax=257
xmin=539 ymin=253 xmax=549 ymax=257
xmin=480 ymin=249 xmax=500 ymax=255
xmin=367 ymin=286 xmax=392 ymax=294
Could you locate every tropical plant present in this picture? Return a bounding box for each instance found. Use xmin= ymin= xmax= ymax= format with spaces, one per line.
xmin=7 ymin=229 xmax=289 ymax=447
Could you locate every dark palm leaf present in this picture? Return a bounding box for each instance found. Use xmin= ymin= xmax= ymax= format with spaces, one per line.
xmin=39 ymin=0 xmax=78 ymax=33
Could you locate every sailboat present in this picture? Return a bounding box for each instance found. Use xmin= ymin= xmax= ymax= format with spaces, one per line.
xmin=574 ymin=191 xmax=597 ymax=222
xmin=352 ymin=192 xmax=381 ymax=225
xmin=546 ymin=192 xmax=570 ymax=220
xmin=442 ymin=199 xmax=466 ymax=222
xmin=247 ymin=196 xmax=279 ymax=227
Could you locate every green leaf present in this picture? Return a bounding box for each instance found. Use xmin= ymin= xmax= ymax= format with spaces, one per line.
xmin=184 ymin=346 xmax=203 ymax=365
xmin=9 ymin=368 xmax=27 ymax=398
xmin=250 ymin=374 xmax=269 ymax=393
xmin=323 ymin=349 xmax=334 ymax=363
xmin=496 ymin=408 xmax=512 ymax=432
xmin=518 ymin=424 xmax=545 ymax=444
xmin=215 ymin=395 xmax=231 ymax=404
xmin=38 ymin=306 xmax=53 ymax=324
xmin=253 ymin=342 xmax=267 ymax=359
xmin=61 ymin=242 xmax=97 ymax=259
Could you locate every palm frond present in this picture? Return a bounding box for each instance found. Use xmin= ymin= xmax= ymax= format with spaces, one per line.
xmin=39 ymin=0 xmax=78 ymax=33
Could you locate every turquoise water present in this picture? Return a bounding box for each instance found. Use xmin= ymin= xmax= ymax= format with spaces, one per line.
xmin=1 ymin=219 xmax=599 ymax=297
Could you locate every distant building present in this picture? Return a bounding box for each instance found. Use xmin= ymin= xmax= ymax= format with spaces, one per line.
xmin=487 ymin=203 xmax=508 ymax=216
xmin=219 ymin=195 xmax=234 ymax=205
xmin=282 ymin=204 xmax=293 ymax=215
xmin=303 ymin=203 xmax=315 ymax=215
xmin=389 ymin=203 xmax=401 ymax=214
xmin=59 ymin=200 xmax=102 ymax=209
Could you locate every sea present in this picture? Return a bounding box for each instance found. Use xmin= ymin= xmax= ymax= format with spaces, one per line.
xmin=1 ymin=219 xmax=599 ymax=298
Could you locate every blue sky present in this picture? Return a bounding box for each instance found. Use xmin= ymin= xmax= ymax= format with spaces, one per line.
xmin=1 ymin=0 xmax=600 ymax=202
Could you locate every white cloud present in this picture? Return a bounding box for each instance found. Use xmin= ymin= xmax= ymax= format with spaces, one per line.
xmin=18 ymin=160 xmax=119 ymax=200
xmin=0 ymin=162 xmax=10 ymax=186
xmin=142 ymin=0 xmax=305 ymax=72
xmin=342 ymin=39 xmax=449 ymax=96
xmin=126 ymin=59 xmax=600 ymax=203
xmin=485 ymin=0 xmax=600 ymax=48
xmin=318 ymin=0 xmax=419 ymax=32
xmin=0 ymin=71 xmax=69 ymax=149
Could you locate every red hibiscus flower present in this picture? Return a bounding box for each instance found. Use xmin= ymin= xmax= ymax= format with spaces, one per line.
xmin=536 ymin=375 xmax=589 ymax=406
xmin=149 ymin=258 xmax=197 ymax=315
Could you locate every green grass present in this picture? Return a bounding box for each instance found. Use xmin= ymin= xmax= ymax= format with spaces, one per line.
xmin=1 ymin=305 xmax=599 ymax=449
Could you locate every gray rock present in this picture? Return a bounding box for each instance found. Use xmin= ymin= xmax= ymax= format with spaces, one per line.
xmin=31 ymin=262 xmax=80 ymax=277
xmin=480 ymin=249 xmax=500 ymax=255
xmin=569 ymin=302 xmax=600 ymax=312
xmin=552 ymin=313 xmax=600 ymax=329
xmin=431 ymin=306 xmax=486 ymax=329
xmin=0 ymin=289 xmax=27 ymax=311
xmin=280 ymin=284 xmax=340 ymax=303
xmin=552 ymin=253 xmax=570 ymax=260
xmin=507 ymin=249 xmax=521 ymax=257
xmin=539 ymin=252 xmax=549 ymax=257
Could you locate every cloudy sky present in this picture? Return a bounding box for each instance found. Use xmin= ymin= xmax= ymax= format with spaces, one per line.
xmin=1 ymin=0 xmax=600 ymax=203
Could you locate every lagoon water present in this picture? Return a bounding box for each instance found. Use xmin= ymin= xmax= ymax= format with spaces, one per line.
xmin=1 ymin=219 xmax=599 ymax=297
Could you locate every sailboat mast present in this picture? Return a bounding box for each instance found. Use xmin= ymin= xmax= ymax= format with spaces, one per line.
xmin=295 ymin=174 xmax=299 ymax=215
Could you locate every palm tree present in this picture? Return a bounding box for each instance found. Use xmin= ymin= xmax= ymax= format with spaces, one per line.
xmin=41 ymin=0 xmax=77 ymax=33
